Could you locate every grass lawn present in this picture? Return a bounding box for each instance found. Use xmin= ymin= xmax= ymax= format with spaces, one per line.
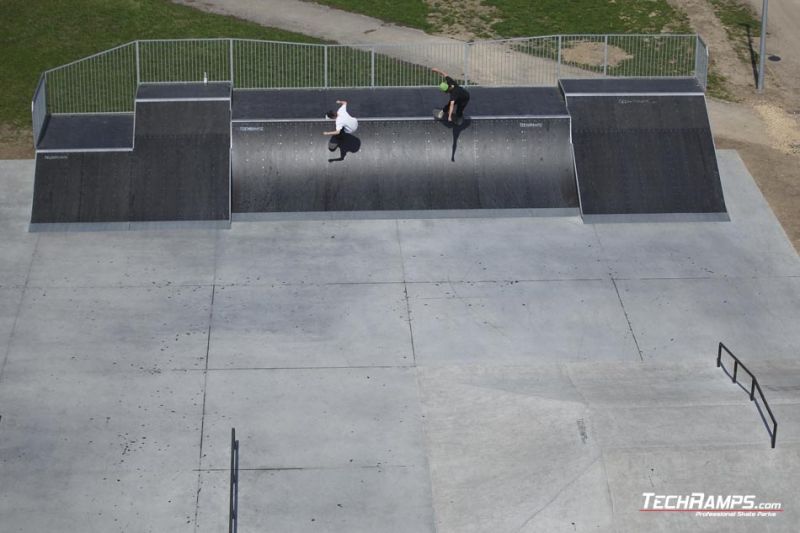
xmin=1 ymin=0 xmax=320 ymax=127
xmin=485 ymin=0 xmax=690 ymax=36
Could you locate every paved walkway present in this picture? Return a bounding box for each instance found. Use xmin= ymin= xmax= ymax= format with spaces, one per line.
xmin=173 ymin=0 xmax=457 ymax=45
xmin=173 ymin=0 xmax=594 ymax=85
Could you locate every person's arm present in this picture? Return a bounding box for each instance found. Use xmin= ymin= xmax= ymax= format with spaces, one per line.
xmin=336 ymin=100 xmax=347 ymax=105
xmin=431 ymin=67 xmax=448 ymax=78
xmin=447 ymin=100 xmax=455 ymax=122
xmin=323 ymin=127 xmax=341 ymax=136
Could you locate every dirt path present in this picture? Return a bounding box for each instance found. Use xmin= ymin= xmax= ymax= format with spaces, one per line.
xmin=665 ymin=0 xmax=800 ymax=249
xmin=741 ymin=0 xmax=800 ymax=111
xmin=667 ymin=0 xmax=756 ymax=89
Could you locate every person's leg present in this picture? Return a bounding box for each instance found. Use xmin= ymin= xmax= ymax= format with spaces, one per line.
xmin=328 ymin=132 xmax=342 ymax=152
xmin=455 ymin=99 xmax=469 ymax=118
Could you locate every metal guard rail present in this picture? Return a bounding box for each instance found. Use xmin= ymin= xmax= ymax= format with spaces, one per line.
xmin=229 ymin=428 xmax=239 ymax=533
xmin=716 ymin=342 xmax=777 ymax=448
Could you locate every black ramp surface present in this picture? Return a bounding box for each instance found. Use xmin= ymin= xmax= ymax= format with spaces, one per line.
xmin=568 ymin=95 xmax=726 ymax=216
xmin=233 ymin=87 xmax=568 ymax=120
xmin=131 ymin=101 xmax=230 ymax=221
xmin=32 ymin=152 xmax=132 ymax=223
xmin=232 ymin=118 xmax=577 ymax=212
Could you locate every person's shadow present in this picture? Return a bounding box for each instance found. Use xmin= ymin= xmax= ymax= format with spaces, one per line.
xmin=438 ymin=118 xmax=471 ymax=162
xmin=328 ymin=133 xmax=362 ymax=162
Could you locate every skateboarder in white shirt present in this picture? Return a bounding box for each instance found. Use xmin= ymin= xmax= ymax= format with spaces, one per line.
xmin=323 ymin=100 xmax=358 ymax=152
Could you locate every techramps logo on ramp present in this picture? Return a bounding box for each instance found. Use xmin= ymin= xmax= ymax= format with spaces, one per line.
xmin=640 ymin=492 xmax=783 ymax=518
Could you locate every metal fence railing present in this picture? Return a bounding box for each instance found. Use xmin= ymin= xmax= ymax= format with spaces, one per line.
xmin=234 ymin=39 xmax=325 ymax=89
xmin=229 ymin=428 xmax=239 ymax=533
xmin=32 ymin=35 xmax=709 ymax=143
xmin=31 ymin=75 xmax=47 ymax=145
xmin=717 ymin=343 xmax=777 ymax=448
xmin=469 ymin=36 xmax=560 ymax=86
xmin=695 ymin=35 xmax=710 ymax=90
xmin=45 ymin=42 xmax=137 ymax=114
xmin=139 ymin=39 xmax=232 ymax=84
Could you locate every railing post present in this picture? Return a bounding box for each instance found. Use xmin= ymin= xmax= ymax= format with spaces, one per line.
xmin=463 ymin=42 xmax=470 ymax=87
xmin=230 ymin=39 xmax=235 ymax=85
xmin=750 ymin=379 xmax=756 ymax=401
xmin=732 ymin=360 xmax=738 ymax=383
xmin=323 ymin=45 xmax=328 ymax=88
xmin=717 ymin=342 xmax=722 ymax=367
xmin=603 ymin=35 xmax=609 ymax=77
xmin=371 ymin=47 xmax=375 ymax=87
xmin=557 ymin=35 xmax=562 ymax=80
xmin=772 ymin=423 xmax=777 ymax=449
xmin=135 ymin=41 xmax=141 ymax=86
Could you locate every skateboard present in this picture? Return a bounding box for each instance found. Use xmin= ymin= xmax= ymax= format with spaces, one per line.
xmin=433 ymin=109 xmax=463 ymax=126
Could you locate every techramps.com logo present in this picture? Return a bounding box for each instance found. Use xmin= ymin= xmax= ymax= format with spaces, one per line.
xmin=640 ymin=492 xmax=783 ymax=518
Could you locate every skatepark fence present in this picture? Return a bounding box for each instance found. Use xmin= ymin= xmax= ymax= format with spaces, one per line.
xmin=34 ymin=34 xmax=708 ymax=126
xmin=717 ymin=343 xmax=777 ymax=448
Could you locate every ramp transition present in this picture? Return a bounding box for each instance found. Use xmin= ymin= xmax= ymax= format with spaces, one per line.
xmin=231 ymin=87 xmax=578 ymax=214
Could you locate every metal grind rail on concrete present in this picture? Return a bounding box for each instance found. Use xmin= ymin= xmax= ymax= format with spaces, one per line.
xmin=717 ymin=343 xmax=778 ymax=448
xmin=229 ymin=428 xmax=239 ymax=533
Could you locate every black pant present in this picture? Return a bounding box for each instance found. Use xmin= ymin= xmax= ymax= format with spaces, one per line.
xmin=442 ymin=97 xmax=469 ymax=118
xmin=329 ymin=131 xmax=346 ymax=151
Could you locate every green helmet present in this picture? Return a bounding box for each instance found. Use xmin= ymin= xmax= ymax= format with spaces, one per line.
xmin=439 ymin=81 xmax=449 ymax=92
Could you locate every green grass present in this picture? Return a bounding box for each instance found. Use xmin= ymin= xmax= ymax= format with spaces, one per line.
xmin=485 ymin=0 xmax=691 ymax=36
xmin=308 ymin=0 xmax=432 ymax=32
xmin=1 ymin=0 xmax=321 ymax=127
xmin=706 ymin=67 xmax=736 ymax=101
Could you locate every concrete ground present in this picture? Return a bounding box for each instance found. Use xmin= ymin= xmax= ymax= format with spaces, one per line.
xmin=1 ymin=151 xmax=799 ymax=532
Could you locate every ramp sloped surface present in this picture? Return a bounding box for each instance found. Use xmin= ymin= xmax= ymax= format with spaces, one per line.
xmin=567 ymin=93 xmax=727 ymax=219
xmin=31 ymin=152 xmax=133 ymax=223
xmin=130 ymin=101 xmax=230 ymax=221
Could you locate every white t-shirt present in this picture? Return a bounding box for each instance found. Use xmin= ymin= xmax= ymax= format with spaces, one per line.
xmin=335 ymin=103 xmax=358 ymax=133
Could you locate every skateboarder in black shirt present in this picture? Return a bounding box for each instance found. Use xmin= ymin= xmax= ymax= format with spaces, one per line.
xmin=432 ymin=67 xmax=470 ymax=125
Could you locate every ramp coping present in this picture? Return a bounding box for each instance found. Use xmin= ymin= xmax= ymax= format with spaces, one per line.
xmin=564 ymin=92 xmax=705 ymax=97
xmin=37 ymin=147 xmax=134 ymax=154
xmin=232 ymin=115 xmax=571 ymax=123
xmin=136 ymin=97 xmax=232 ymax=102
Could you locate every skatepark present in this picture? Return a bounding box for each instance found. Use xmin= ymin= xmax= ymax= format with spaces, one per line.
xmin=2 ymin=33 xmax=800 ymax=532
